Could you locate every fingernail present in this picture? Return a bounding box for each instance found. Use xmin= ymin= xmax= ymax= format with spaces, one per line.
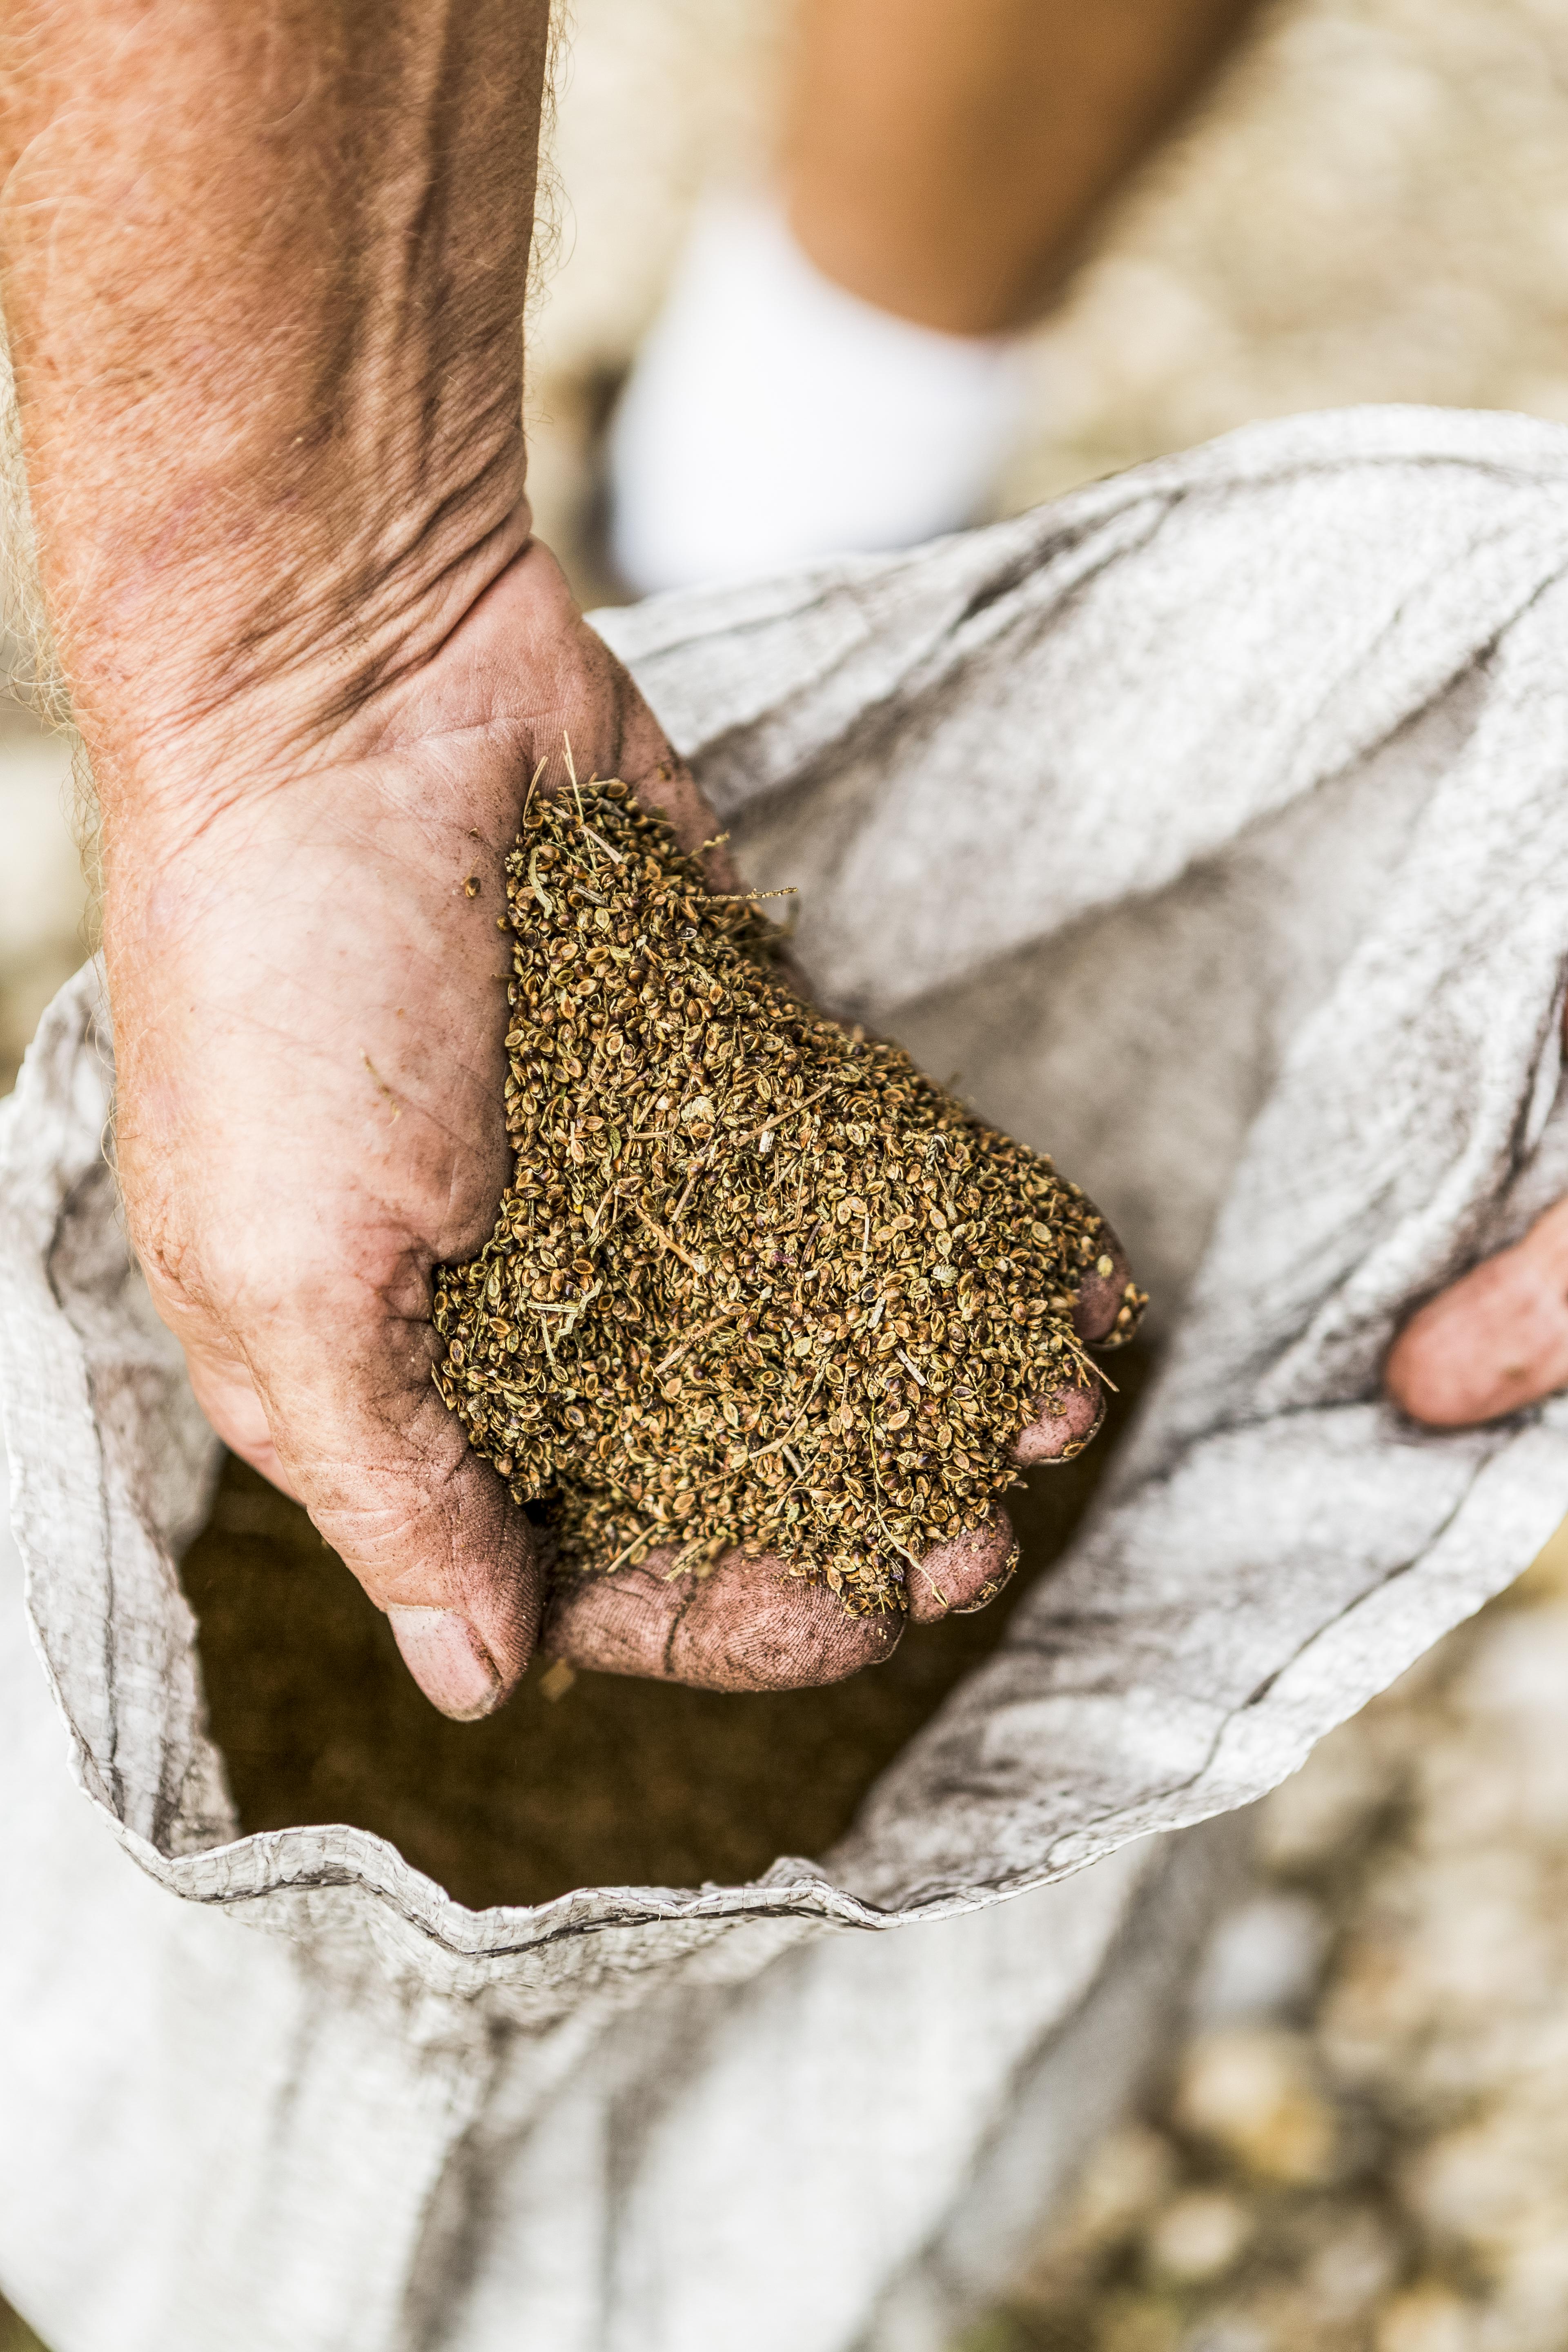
xmin=388 ymin=1606 xmax=504 ymax=1721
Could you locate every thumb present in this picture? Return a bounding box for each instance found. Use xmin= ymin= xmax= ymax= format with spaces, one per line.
xmin=182 ymin=1289 xmax=542 ymax=1720
xmin=1385 ymin=1193 xmax=1568 ymax=1429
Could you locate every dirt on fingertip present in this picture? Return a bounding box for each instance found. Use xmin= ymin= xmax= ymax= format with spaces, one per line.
xmin=433 ymin=778 xmax=1145 ymax=1616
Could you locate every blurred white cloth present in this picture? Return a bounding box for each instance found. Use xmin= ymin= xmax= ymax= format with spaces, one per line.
xmin=607 ymin=192 xmax=1028 ymax=593
xmin=4 ymin=407 xmax=1568 ymax=2350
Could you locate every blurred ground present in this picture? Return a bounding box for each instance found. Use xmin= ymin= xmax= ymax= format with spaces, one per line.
xmin=2 ymin=1 xmax=1567 ymax=2344
xmin=958 ymin=1522 xmax=1568 ymax=2352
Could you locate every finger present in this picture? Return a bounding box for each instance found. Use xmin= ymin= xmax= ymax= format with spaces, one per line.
xmin=1015 ymin=1376 xmax=1107 ymax=1465
xmin=1071 ymin=1220 xmax=1142 ymax=1348
xmin=1385 ymin=1195 xmax=1568 ymax=1428
xmin=904 ymin=1511 xmax=1020 ymax=1623
xmin=228 ymin=1276 xmax=543 ymax=1721
xmin=1005 ymin=1219 xmax=1127 ymax=1474
xmin=541 ymin=1547 xmax=903 ymax=1691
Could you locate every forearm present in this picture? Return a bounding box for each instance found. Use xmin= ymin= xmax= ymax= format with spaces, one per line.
xmin=0 ymin=0 xmax=551 ymax=814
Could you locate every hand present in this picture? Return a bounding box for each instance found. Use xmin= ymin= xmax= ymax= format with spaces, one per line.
xmin=107 ymin=535 xmax=1127 ymax=1715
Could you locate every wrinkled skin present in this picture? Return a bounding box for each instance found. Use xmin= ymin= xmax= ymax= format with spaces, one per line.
xmin=542 ymin=1257 xmax=1122 ymax=1692
xmin=106 ymin=536 xmax=1131 ymax=1711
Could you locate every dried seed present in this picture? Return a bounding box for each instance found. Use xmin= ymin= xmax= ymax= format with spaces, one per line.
xmin=430 ymin=777 xmax=1143 ymax=1617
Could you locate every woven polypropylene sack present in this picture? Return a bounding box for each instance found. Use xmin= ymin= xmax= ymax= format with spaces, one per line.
xmin=3 ymin=407 xmax=1568 ymax=2352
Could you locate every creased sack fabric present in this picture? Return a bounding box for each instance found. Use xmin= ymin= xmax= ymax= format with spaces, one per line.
xmin=2 ymin=405 xmax=1568 ymax=2352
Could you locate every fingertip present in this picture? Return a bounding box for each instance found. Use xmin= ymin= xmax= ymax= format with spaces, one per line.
xmin=388 ymin=1605 xmax=509 ymax=1721
xmin=381 ymin=1479 xmax=541 ymax=1717
xmin=543 ymin=1548 xmax=903 ymax=1691
xmin=281 ymin=1399 xmax=544 ymax=1717
xmin=540 ymin=1558 xmax=684 ymax=1680
xmin=1015 ymin=1378 xmax=1106 ymax=1465
xmin=1384 ymin=1250 xmax=1568 ymax=1429
xmin=1382 ymin=1307 xmax=1464 ymax=1425
xmin=905 ymin=1513 xmax=1018 ymax=1623
xmin=670 ymin=1557 xmax=901 ymax=1689
xmin=1071 ymin=1225 xmax=1143 ymax=1348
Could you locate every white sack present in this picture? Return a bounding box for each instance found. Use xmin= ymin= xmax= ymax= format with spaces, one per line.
xmin=2 ymin=405 xmax=1567 ymax=2350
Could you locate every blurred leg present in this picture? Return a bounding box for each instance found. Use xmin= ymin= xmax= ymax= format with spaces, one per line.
xmin=609 ymin=0 xmax=1265 ymax=592
xmin=786 ymin=0 xmax=1267 ymax=334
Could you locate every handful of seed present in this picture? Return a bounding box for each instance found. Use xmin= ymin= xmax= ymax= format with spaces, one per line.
xmin=432 ymin=779 xmax=1141 ymax=1616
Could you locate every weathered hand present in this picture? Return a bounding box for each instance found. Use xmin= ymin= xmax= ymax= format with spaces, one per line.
xmin=106 ymin=537 xmax=1126 ymax=1715
xmin=3 ymin=0 xmax=1131 ymax=1719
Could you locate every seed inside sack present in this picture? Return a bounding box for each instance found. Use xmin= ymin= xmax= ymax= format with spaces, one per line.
xmin=432 ymin=779 xmax=1143 ymax=1617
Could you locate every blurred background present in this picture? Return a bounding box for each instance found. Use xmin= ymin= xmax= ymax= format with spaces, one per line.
xmin=4 ymin=0 xmax=1568 ymax=2345
xmin=960 ymin=1523 xmax=1568 ymax=2352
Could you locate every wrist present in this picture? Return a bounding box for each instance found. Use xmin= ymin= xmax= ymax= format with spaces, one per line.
xmin=92 ymin=531 xmax=679 ymax=914
xmin=75 ymin=481 xmax=541 ymax=829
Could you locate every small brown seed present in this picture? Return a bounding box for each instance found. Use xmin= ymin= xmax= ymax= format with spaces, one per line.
xmin=429 ymin=780 xmax=1143 ymax=1616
